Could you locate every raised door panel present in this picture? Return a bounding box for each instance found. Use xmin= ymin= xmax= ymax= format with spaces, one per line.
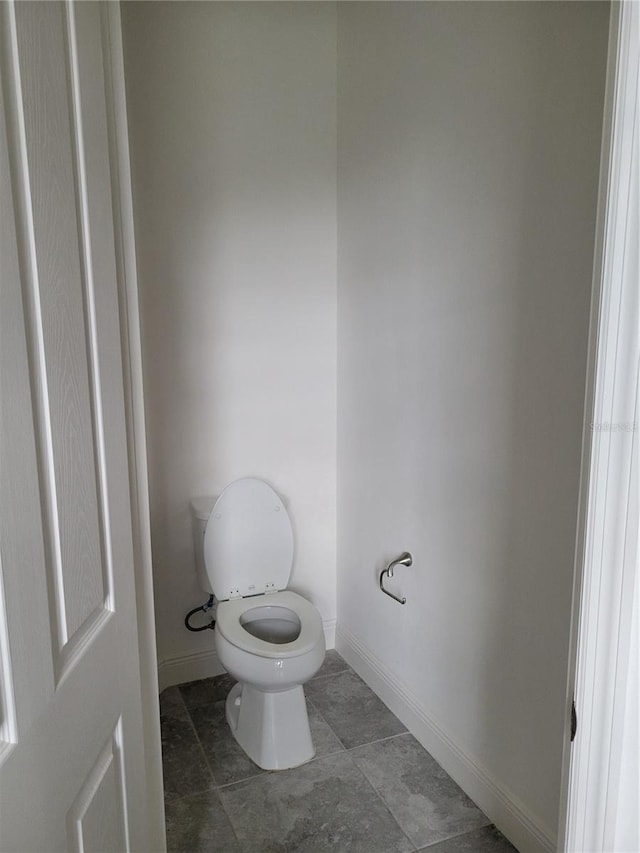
xmin=13 ymin=1 xmax=110 ymax=676
xmin=67 ymin=722 xmax=128 ymax=853
xmin=0 ymin=17 xmax=55 ymax=741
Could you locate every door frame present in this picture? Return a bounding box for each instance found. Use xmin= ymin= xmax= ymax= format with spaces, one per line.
xmin=558 ymin=1 xmax=639 ymax=850
xmin=101 ymin=3 xmax=166 ymax=848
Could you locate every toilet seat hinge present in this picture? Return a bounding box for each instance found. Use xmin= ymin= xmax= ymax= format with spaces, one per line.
xmin=264 ymin=583 xmax=278 ymax=594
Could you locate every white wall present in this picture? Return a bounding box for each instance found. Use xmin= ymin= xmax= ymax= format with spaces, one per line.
xmin=121 ymin=2 xmax=337 ymax=671
xmin=336 ymin=3 xmax=609 ymax=850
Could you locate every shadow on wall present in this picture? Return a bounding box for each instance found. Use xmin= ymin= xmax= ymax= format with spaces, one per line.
xmin=477 ymin=2 xmax=607 ymax=830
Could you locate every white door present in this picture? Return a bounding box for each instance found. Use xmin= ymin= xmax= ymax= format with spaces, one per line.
xmin=0 ymin=2 xmax=163 ymax=850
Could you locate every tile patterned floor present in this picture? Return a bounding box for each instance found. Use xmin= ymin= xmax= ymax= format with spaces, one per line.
xmin=160 ymin=652 xmax=518 ymax=852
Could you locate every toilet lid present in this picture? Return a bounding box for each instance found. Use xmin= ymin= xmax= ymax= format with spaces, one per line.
xmin=203 ymin=478 xmax=294 ymax=601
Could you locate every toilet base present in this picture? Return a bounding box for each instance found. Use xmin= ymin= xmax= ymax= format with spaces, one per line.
xmin=225 ymin=682 xmax=315 ymax=770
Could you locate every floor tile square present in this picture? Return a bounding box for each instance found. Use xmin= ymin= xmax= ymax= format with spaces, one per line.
xmin=419 ymin=824 xmax=518 ymax=852
xmin=161 ymin=715 xmax=215 ymax=802
xmin=189 ymin=700 xmax=266 ymax=787
xmin=305 ymin=670 xmax=407 ymax=748
xmin=219 ymin=751 xmax=414 ymax=853
xmin=179 ymin=672 xmax=237 ymax=710
xmin=351 ymin=734 xmax=490 ymax=848
xmin=165 ymin=790 xmax=241 ymax=853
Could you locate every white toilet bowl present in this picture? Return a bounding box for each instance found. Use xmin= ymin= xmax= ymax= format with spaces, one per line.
xmin=215 ymin=590 xmax=325 ymax=769
xmin=195 ymin=478 xmax=326 ymax=770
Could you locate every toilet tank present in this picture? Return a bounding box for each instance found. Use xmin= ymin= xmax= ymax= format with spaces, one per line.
xmin=189 ymin=496 xmax=216 ymax=594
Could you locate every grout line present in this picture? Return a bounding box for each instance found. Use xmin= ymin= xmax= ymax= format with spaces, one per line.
xmin=306 ymin=695 xmax=348 ymax=753
xmin=309 ymin=667 xmax=351 ymax=682
xmin=213 ymin=778 xmax=245 ymax=850
xmin=177 ymin=677 xmax=236 ymax=714
xmin=346 ymin=729 xmax=411 ymax=751
xmin=181 ymin=690 xmax=272 ymax=793
xmin=414 ymin=824 xmax=498 ymax=850
xmin=215 ymin=769 xmax=269 ymax=791
xmin=177 ymin=699 xmax=227 ymax=791
xmin=159 ymin=685 xmax=190 ymax=716
xmin=301 ymin=743 xmax=347 ymax=766
xmin=215 ymin=747 xmax=355 ymax=793
xmin=163 ymin=784 xmax=217 ymax=805
xmin=180 ymin=686 xmax=269 ymax=792
xmin=310 ymin=746 xmax=346 ymax=762
xmin=180 ymin=697 xmax=228 ymax=714
xmin=342 ymin=748 xmax=419 ymax=852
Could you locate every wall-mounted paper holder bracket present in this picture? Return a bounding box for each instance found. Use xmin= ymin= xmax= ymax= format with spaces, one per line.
xmin=379 ymin=552 xmax=412 ymax=604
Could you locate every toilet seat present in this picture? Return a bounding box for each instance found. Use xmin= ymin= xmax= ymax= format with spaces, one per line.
xmin=216 ymin=590 xmax=322 ymax=659
xmin=204 ymin=478 xmax=294 ymax=601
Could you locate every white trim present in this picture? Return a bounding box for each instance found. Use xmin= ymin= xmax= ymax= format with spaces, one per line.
xmin=158 ymin=649 xmax=225 ymax=694
xmin=336 ymin=625 xmax=556 ymax=853
xmin=562 ymin=1 xmax=640 ymax=850
xmin=101 ymin=4 xmax=166 ymax=850
xmin=556 ymin=4 xmax=622 ymax=845
xmin=158 ymin=618 xmax=338 ymax=692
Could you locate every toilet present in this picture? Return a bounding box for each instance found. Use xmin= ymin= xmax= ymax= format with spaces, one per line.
xmin=191 ymin=478 xmax=325 ymax=770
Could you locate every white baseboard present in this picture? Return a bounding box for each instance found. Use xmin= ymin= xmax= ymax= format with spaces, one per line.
xmin=336 ymin=625 xmax=557 ymax=853
xmin=158 ymin=618 xmax=337 ymax=693
xmin=157 ymin=648 xmax=224 ymax=692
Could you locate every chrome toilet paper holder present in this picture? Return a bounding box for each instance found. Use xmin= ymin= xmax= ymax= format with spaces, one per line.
xmin=379 ymin=552 xmax=412 ymax=604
